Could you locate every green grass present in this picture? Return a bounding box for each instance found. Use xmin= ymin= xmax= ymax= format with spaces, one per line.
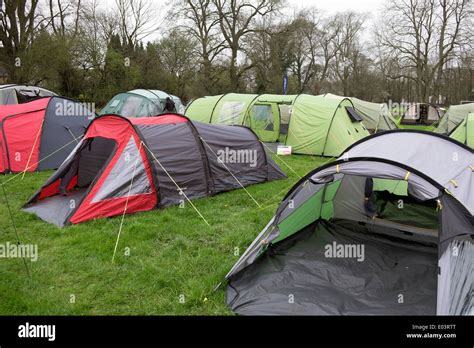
xmin=0 ymin=154 xmax=326 ymax=315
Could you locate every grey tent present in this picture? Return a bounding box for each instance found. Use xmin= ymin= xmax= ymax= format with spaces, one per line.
xmin=99 ymin=89 xmax=185 ymax=117
xmin=225 ymin=130 xmax=473 ymax=315
xmin=0 ymin=84 xmax=56 ymax=104
xmin=23 ymin=113 xmax=286 ymax=226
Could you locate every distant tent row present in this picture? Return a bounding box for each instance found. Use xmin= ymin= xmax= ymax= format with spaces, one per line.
xmin=100 ymin=89 xmax=185 ymax=118
xmin=0 ymin=97 xmax=93 ymax=173
xmin=0 ymin=84 xmax=56 ymax=105
xmin=185 ymin=93 xmax=370 ymax=157
xmin=23 ymin=114 xmax=286 ymax=226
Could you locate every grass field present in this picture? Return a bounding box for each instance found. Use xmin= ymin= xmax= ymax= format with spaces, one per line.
xmin=0 ymin=154 xmax=327 ymax=315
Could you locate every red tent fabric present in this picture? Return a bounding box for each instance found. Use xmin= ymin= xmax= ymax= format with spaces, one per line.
xmin=0 ymin=97 xmax=93 ymax=173
xmin=0 ymin=98 xmax=50 ymax=172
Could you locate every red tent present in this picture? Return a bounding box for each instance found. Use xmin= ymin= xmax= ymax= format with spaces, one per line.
xmin=0 ymin=97 xmax=93 ymax=173
xmin=23 ymin=114 xmax=286 ymax=226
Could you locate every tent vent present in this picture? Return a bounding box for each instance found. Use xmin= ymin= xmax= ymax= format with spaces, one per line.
xmin=345 ymin=106 xmax=363 ymax=122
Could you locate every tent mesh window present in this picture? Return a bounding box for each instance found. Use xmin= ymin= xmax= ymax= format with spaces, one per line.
xmin=250 ymin=104 xmax=274 ymax=131
xmin=218 ymin=101 xmax=245 ymax=125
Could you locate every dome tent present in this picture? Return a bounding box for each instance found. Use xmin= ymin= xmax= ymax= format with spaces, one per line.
xmin=0 ymin=97 xmax=94 ymax=173
xmin=23 ymin=114 xmax=286 ymax=227
xmin=185 ymin=93 xmax=370 ymax=156
xmin=0 ymin=84 xmax=56 ymax=105
xmin=225 ymin=131 xmax=473 ymax=315
xmin=100 ymin=89 xmax=185 ymax=118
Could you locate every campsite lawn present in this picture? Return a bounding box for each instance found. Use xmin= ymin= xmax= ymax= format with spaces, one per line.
xmin=0 ymin=154 xmax=326 ymax=315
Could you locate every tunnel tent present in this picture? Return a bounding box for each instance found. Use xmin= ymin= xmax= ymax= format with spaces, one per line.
xmin=0 ymin=84 xmax=57 ymax=105
xmin=435 ymin=103 xmax=474 ymax=135
xmin=225 ymin=130 xmax=473 ymax=316
xmin=0 ymin=96 xmax=94 ymax=173
xmin=449 ymin=113 xmax=474 ymax=148
xmin=23 ymin=114 xmax=286 ymax=227
xmin=400 ymin=103 xmax=442 ymax=126
xmin=185 ymin=93 xmax=370 ymax=155
xmin=100 ymin=89 xmax=185 ymax=118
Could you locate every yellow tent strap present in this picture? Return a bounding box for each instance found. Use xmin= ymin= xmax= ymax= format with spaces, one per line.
xmin=336 ymin=164 xmax=340 ymax=173
xmin=449 ymin=179 xmax=458 ymax=188
xmin=404 ymin=171 xmax=411 ymax=181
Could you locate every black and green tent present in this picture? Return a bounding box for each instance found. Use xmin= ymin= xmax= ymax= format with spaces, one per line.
xmin=225 ymin=131 xmax=473 ymax=315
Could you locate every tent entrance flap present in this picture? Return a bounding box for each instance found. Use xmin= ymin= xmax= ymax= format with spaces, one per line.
xmin=227 ymin=219 xmax=438 ymax=315
xmin=22 ymin=136 xmax=117 ymax=227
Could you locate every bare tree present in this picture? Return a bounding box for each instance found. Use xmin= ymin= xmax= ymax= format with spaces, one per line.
xmin=115 ymin=0 xmax=159 ymax=47
xmin=331 ymin=11 xmax=366 ymax=96
xmin=48 ymin=0 xmax=82 ymax=38
xmin=289 ymin=9 xmax=343 ymax=93
xmin=213 ymin=0 xmax=281 ymax=90
xmin=376 ymin=0 xmax=471 ymax=101
xmin=0 ymin=0 xmax=41 ymax=79
xmin=170 ymin=0 xmax=226 ymax=93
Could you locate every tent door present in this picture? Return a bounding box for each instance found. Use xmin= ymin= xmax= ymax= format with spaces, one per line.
xmin=248 ymin=103 xmax=280 ymax=142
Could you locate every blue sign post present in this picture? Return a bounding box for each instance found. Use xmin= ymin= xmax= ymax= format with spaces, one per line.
xmin=283 ymin=73 xmax=288 ymax=95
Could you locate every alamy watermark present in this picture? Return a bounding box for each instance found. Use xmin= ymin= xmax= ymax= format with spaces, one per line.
xmin=55 ymin=100 xmax=95 ymax=120
xmin=217 ymin=147 xmax=257 ymax=168
xmin=324 ymin=241 xmax=365 ymax=262
xmin=18 ymin=322 xmax=55 ymax=341
xmin=0 ymin=242 xmax=38 ymax=262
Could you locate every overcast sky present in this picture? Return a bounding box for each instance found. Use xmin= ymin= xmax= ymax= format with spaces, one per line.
xmin=287 ymin=0 xmax=384 ymax=15
xmin=100 ymin=0 xmax=385 ymax=42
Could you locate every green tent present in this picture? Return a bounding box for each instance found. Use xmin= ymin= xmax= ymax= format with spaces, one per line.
xmin=323 ymin=93 xmax=398 ymax=132
xmin=185 ymin=93 xmax=369 ymax=156
xmin=449 ymin=112 xmax=474 ymax=148
xmin=435 ymin=103 xmax=474 ymax=135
